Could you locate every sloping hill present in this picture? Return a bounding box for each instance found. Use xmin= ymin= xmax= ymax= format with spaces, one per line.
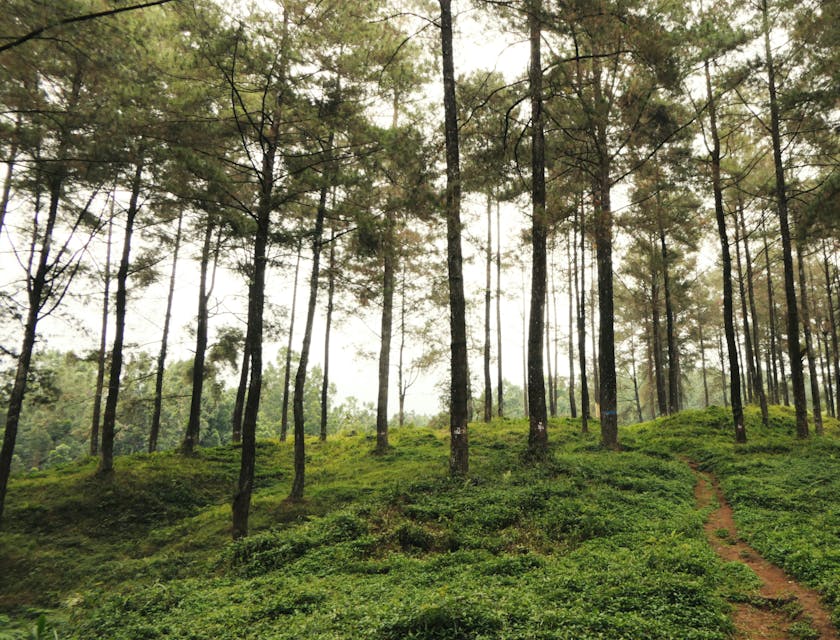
xmin=1 ymin=408 xmax=838 ymax=639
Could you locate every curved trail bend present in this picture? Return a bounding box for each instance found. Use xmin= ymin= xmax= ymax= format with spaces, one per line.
xmin=692 ymin=467 xmax=838 ymax=640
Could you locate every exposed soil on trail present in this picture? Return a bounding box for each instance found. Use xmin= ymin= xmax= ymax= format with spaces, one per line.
xmin=692 ymin=468 xmax=838 ymax=640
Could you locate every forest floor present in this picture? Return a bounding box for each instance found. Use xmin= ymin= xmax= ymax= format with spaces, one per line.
xmin=692 ymin=466 xmax=839 ymax=639
xmin=1 ymin=405 xmax=840 ymax=639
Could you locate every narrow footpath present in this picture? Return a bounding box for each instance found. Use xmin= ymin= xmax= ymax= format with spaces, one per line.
xmin=692 ymin=467 xmax=839 ymax=640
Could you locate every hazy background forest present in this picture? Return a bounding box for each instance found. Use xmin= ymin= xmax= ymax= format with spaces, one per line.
xmin=0 ymin=0 xmax=837 ymax=483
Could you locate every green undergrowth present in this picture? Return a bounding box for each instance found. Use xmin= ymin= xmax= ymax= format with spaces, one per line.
xmin=627 ymin=404 xmax=840 ymax=627
xmin=1 ymin=409 xmax=834 ymax=638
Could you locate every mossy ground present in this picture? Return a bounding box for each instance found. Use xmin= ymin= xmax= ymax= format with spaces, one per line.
xmin=1 ymin=407 xmax=838 ymax=639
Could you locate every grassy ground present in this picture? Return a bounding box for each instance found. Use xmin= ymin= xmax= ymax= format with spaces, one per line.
xmin=0 ymin=407 xmax=837 ymax=638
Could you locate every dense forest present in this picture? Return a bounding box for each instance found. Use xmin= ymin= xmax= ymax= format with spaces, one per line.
xmin=1 ymin=3 xmax=839 ymax=634
xmin=4 ymin=0 xmax=837 ymax=520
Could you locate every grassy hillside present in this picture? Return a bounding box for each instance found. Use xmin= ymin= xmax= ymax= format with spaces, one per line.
xmin=1 ymin=408 xmax=838 ymax=639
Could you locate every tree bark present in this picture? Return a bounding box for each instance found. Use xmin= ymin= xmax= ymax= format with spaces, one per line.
xmin=575 ymin=197 xmax=589 ymax=432
xmin=823 ymin=242 xmax=840 ymax=419
xmin=527 ymin=0 xmax=549 ymax=453
xmin=762 ymin=0 xmax=808 ymax=437
xmin=738 ymin=204 xmax=768 ymax=424
xmin=280 ymin=242 xmax=301 ymax=442
xmin=699 ymin=322 xmax=710 ymax=408
xmin=149 ymin=211 xmax=182 ymax=452
xmin=704 ymin=60 xmax=745 ymax=442
xmin=796 ymin=240 xmax=822 ymax=434
xmin=734 ymin=212 xmax=757 ymax=405
xmin=659 ymin=222 xmax=680 ymax=414
xmin=630 ymin=333 xmax=643 ymax=422
xmin=91 ymin=212 xmax=113 ymax=456
xmin=376 ymin=210 xmax=395 ymax=452
xmin=439 ymin=0 xmax=469 ymax=476
xmin=566 ymin=226 xmax=577 ymax=418
xmin=320 ymin=229 xmax=336 ymax=442
xmin=483 ymin=193 xmax=493 ymax=422
xmin=762 ymin=218 xmax=782 ymax=404
xmin=292 ymin=144 xmax=331 ymax=499
xmin=231 ymin=343 xmax=249 ymax=444
xmin=0 ymin=116 xmax=20 ymax=239
xmin=232 ymin=9 xmax=289 ymax=537
xmin=398 ymin=270 xmax=407 ymax=427
xmin=651 ymin=273 xmax=666 ymax=416
xmin=496 ymin=201 xmax=504 ymax=418
xmin=99 ymin=160 xmax=144 ymax=473
xmin=717 ymin=328 xmax=729 ymax=407
xmin=0 ymin=151 xmax=65 ymax=522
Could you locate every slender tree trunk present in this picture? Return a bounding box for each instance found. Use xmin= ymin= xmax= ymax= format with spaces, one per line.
xmin=567 ymin=227 xmax=577 ymax=418
xmin=575 ymin=198 xmax=589 ymax=432
xmin=231 ymin=344 xmax=249 ymax=444
xmin=376 ymin=210 xmax=395 ymax=452
xmin=527 ymin=0 xmax=548 ymax=453
xmin=496 ymin=201 xmax=504 ymax=418
xmin=149 ymin=211 xmax=183 ymax=452
xmin=823 ymin=242 xmax=840 ymax=419
xmin=292 ymin=144 xmax=331 ymax=499
xmin=91 ymin=212 xmax=113 ymax=456
xmin=589 ymin=251 xmax=601 ymax=413
xmin=483 ymin=193 xmax=493 ymax=422
xmin=739 ymin=205 xmax=768 ymax=425
xmin=717 ymin=328 xmax=729 ymax=407
xmin=796 ymin=240 xmax=822 ymax=434
xmin=651 ymin=274 xmax=667 ymax=416
xmin=734 ymin=214 xmax=757 ymax=405
xmin=657 ymin=207 xmax=679 ymax=414
xmin=705 ymin=59 xmax=745 ymax=442
xmin=100 ymin=160 xmax=144 ymax=473
xmin=182 ymin=218 xmax=216 ymax=454
xmin=762 ymin=0 xmax=808 ymax=437
xmin=280 ymin=242 xmax=302 ymax=442
xmin=630 ymin=334 xmax=643 ymax=423
xmin=522 ymin=262 xmax=529 ymax=417
xmin=699 ymin=322 xmax=710 ymax=408
xmin=545 ymin=290 xmax=556 ymax=417
xmin=819 ymin=328 xmax=833 ymax=417
xmin=0 ymin=156 xmax=64 ymax=522
xmin=398 ymin=270 xmax=407 ymax=427
xmin=232 ymin=11 xmax=288 ymax=537
xmin=763 ymin=219 xmax=782 ymax=404
xmin=440 ymin=0 xmax=469 ymax=476
xmin=644 ymin=308 xmax=656 ymax=418
xmin=320 ymin=229 xmax=336 ymax=442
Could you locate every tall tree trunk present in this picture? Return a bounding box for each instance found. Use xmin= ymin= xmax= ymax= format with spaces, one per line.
xmin=545 ymin=290 xmax=556 ymax=417
xmin=763 ymin=219 xmax=782 ymax=404
xmin=376 ymin=210 xmax=395 ymax=452
xmin=644 ymin=308 xmax=656 ymax=418
xmin=651 ymin=274 xmax=667 ymax=416
xmin=823 ymin=242 xmax=840 ymax=419
xmin=699 ymin=322 xmax=710 ymax=408
xmin=739 ymin=205 xmax=769 ymax=425
xmin=398 ymin=270 xmax=407 ymax=427
xmin=522 ymin=263 xmax=529 ymax=417
xmin=100 ymin=160 xmax=144 ymax=473
xmin=483 ymin=193 xmax=493 ymax=422
xmin=149 ymin=211 xmax=183 ymax=453
xmin=734 ymin=213 xmax=757 ymax=404
xmin=182 ymin=218 xmax=217 ymax=454
xmin=630 ymin=333 xmax=643 ymax=422
xmin=657 ymin=198 xmax=679 ymax=414
xmin=0 ymin=154 xmax=65 ymax=522
xmin=280 ymin=242 xmax=302 ymax=442
xmin=232 ymin=10 xmax=289 ymax=537
xmin=705 ymin=59 xmax=745 ymax=442
xmin=818 ymin=327 xmax=833 ymax=417
xmin=527 ymin=0 xmax=548 ymax=453
xmin=496 ymin=201 xmax=504 ymax=418
xmin=589 ymin=250 xmax=601 ymax=413
xmin=231 ymin=345 xmax=249 ymax=444
xmin=320 ymin=229 xmax=336 ymax=442
xmin=566 ymin=226 xmax=577 ymax=418
xmin=292 ymin=144 xmax=331 ymax=499
xmin=796 ymin=240 xmax=822 ymax=434
xmin=91 ymin=211 xmax=113 ymax=456
xmin=762 ymin=0 xmax=808 ymax=437
xmin=717 ymin=328 xmax=729 ymax=407
xmin=575 ymin=198 xmax=589 ymax=432
xmin=439 ymin=0 xmax=469 ymax=476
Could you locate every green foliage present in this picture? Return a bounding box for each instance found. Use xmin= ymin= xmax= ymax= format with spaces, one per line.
xmin=2 ymin=408 xmax=839 ymax=637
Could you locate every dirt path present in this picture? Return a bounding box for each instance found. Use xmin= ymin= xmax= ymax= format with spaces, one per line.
xmin=692 ymin=468 xmax=838 ymax=640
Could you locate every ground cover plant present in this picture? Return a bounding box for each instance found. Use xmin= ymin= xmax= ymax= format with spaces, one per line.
xmin=1 ymin=408 xmax=838 ymax=638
